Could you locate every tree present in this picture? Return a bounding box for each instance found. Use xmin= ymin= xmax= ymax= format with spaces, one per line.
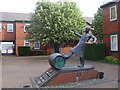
xmin=26 ymin=1 xmax=85 ymax=53
xmin=92 ymin=8 xmax=103 ymax=42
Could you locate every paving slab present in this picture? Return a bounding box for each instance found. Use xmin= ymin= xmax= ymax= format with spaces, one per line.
xmin=2 ymin=55 xmax=119 ymax=88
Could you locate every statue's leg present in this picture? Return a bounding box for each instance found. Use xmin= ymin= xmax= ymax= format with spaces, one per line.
xmin=78 ymin=57 xmax=84 ymax=67
xmin=62 ymin=51 xmax=73 ymax=60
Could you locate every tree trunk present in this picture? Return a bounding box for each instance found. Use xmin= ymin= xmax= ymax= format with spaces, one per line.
xmin=54 ymin=43 xmax=59 ymax=53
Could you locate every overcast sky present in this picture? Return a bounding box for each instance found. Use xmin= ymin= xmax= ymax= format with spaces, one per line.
xmin=0 ymin=0 xmax=109 ymax=17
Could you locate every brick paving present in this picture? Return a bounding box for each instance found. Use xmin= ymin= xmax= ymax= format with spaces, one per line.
xmin=2 ymin=55 xmax=119 ymax=88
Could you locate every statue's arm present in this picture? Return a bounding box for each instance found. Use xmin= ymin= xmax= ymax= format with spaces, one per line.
xmin=91 ymin=34 xmax=97 ymax=43
xmin=74 ymin=32 xmax=82 ymax=37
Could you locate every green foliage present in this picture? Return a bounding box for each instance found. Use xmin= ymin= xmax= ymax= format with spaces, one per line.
xmin=26 ymin=1 xmax=85 ymax=45
xmin=18 ymin=46 xmax=30 ymax=56
xmin=18 ymin=46 xmax=47 ymax=56
xmin=104 ymin=56 xmax=120 ymax=65
xmin=84 ymin=43 xmax=105 ymax=60
xmin=92 ymin=8 xmax=103 ymax=42
xmin=29 ymin=50 xmax=48 ymax=56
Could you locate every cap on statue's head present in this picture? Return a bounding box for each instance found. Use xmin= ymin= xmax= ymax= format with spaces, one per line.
xmin=84 ymin=27 xmax=91 ymax=32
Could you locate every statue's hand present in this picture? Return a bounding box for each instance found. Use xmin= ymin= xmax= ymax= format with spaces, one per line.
xmin=85 ymin=42 xmax=97 ymax=44
xmin=74 ymin=32 xmax=77 ymax=35
xmin=85 ymin=42 xmax=89 ymax=44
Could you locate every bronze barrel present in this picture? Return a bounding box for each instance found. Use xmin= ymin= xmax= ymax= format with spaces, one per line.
xmin=49 ymin=53 xmax=65 ymax=69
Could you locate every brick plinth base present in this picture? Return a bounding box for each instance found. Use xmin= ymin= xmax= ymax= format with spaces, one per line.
xmin=45 ymin=67 xmax=98 ymax=86
xmin=30 ymin=65 xmax=100 ymax=88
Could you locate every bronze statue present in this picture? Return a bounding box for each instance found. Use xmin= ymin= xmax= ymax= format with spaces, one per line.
xmin=62 ymin=27 xmax=97 ymax=67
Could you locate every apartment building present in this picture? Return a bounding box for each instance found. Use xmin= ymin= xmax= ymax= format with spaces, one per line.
xmin=0 ymin=12 xmax=44 ymax=55
xmin=100 ymin=0 xmax=120 ymax=59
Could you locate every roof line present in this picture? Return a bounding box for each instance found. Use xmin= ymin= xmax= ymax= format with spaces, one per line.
xmin=100 ymin=0 xmax=120 ymax=8
xmin=0 ymin=11 xmax=30 ymax=15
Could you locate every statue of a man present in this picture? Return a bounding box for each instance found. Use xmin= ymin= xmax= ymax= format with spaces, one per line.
xmin=62 ymin=27 xmax=97 ymax=67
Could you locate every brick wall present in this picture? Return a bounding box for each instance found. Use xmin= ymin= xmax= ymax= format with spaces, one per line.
xmin=102 ymin=6 xmax=119 ymax=34
xmin=15 ymin=22 xmax=28 ymax=55
xmin=46 ymin=46 xmax=73 ymax=54
xmin=15 ymin=40 xmax=35 ymax=55
xmin=15 ymin=23 xmax=29 ymax=39
xmin=0 ymin=24 xmax=2 ymax=39
xmin=1 ymin=22 xmax=48 ymax=55
xmin=45 ymin=69 xmax=98 ymax=86
xmin=102 ymin=2 xmax=120 ymax=59
xmin=15 ymin=22 xmax=44 ymax=55
xmin=1 ymin=23 xmax=16 ymax=40
xmin=60 ymin=46 xmax=73 ymax=54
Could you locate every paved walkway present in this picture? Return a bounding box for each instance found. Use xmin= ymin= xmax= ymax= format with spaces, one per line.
xmin=2 ymin=55 xmax=119 ymax=88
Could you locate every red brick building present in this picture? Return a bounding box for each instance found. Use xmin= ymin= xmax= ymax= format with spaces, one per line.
xmin=0 ymin=12 xmax=93 ymax=55
xmin=100 ymin=0 xmax=120 ymax=59
xmin=0 ymin=12 xmax=45 ymax=55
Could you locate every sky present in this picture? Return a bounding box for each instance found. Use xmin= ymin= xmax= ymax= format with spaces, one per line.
xmin=0 ymin=0 xmax=109 ymax=17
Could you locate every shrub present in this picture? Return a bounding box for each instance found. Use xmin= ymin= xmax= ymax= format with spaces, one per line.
xmin=18 ymin=46 xmax=30 ymax=56
xmin=29 ymin=50 xmax=47 ymax=56
xmin=104 ymin=56 xmax=120 ymax=64
xmin=84 ymin=43 xmax=105 ymax=60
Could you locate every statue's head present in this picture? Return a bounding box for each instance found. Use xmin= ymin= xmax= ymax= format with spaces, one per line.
xmin=84 ymin=27 xmax=91 ymax=33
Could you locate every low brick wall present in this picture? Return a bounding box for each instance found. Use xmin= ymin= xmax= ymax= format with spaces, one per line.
xmin=30 ymin=65 xmax=100 ymax=87
xmin=47 ymin=46 xmax=73 ymax=54
xmin=45 ymin=69 xmax=98 ymax=86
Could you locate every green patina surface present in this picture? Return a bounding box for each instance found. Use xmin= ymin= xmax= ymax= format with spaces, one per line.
xmin=54 ymin=57 xmax=65 ymax=68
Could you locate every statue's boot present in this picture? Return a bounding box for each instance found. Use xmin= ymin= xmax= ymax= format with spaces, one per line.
xmin=78 ymin=57 xmax=84 ymax=67
xmin=62 ymin=51 xmax=73 ymax=60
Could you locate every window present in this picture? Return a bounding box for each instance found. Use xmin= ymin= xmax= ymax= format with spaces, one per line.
xmin=7 ymin=24 xmax=13 ymax=32
xmin=34 ymin=42 xmax=40 ymax=49
xmin=0 ymin=23 xmax=2 ymax=32
xmin=24 ymin=40 xmax=30 ymax=46
xmin=24 ymin=24 xmax=30 ymax=32
xmin=110 ymin=35 xmax=118 ymax=51
xmin=110 ymin=6 xmax=117 ymax=21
